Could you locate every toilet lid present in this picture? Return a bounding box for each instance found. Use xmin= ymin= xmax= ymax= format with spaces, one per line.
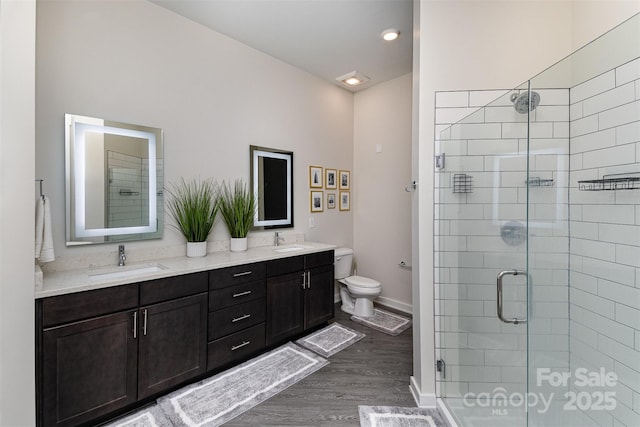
xmin=345 ymin=275 xmax=380 ymax=288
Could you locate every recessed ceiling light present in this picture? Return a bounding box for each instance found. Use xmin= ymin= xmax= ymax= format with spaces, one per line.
xmin=336 ymin=70 xmax=370 ymax=88
xmin=381 ymin=28 xmax=400 ymax=41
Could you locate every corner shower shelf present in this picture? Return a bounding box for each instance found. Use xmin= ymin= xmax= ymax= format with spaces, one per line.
xmin=578 ymin=172 xmax=640 ymax=191
xmin=453 ymin=173 xmax=473 ymax=193
xmin=526 ymin=177 xmax=554 ymax=187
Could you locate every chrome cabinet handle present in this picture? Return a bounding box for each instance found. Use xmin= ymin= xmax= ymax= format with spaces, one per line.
xmin=232 ymin=290 xmax=252 ymax=298
xmin=232 ymin=314 xmax=251 ymax=323
xmin=307 ymin=271 xmax=311 ymax=289
xmin=233 ymin=271 xmax=252 ymax=277
xmin=497 ymin=270 xmax=527 ymax=325
xmin=301 ymin=272 xmax=306 ymax=289
xmin=231 ymin=341 xmax=250 ymax=351
xmin=142 ymin=309 xmax=148 ymax=335
xmin=133 ymin=311 xmax=138 ymax=339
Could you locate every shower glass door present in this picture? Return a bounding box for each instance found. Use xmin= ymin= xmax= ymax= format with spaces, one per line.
xmin=436 ymin=13 xmax=640 ymax=427
xmin=435 ymin=82 xmax=532 ymax=427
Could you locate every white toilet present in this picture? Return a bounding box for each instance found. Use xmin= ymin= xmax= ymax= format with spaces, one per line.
xmin=334 ymin=247 xmax=382 ymax=317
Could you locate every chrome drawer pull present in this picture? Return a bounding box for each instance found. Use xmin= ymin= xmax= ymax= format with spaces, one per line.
xmin=231 ymin=341 xmax=250 ymax=351
xmin=232 ymin=290 xmax=252 ymax=298
xmin=232 ymin=314 xmax=251 ymax=323
xmin=233 ymin=271 xmax=252 ymax=277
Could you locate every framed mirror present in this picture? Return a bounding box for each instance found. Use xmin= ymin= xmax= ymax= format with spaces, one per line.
xmin=250 ymin=145 xmax=293 ymax=229
xmin=65 ymin=114 xmax=164 ymax=245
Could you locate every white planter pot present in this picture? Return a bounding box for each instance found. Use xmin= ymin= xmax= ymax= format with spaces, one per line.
xmin=186 ymin=241 xmax=207 ymax=257
xmin=230 ymin=237 xmax=248 ymax=252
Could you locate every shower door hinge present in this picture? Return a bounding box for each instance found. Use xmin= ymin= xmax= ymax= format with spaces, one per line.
xmin=435 ymin=153 xmax=445 ymax=170
xmin=436 ymin=359 xmax=446 ymax=378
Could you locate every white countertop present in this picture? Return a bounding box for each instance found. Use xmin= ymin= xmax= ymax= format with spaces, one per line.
xmin=37 ymin=242 xmax=336 ymax=299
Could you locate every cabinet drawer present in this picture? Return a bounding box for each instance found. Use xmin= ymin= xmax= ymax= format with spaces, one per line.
xmin=209 ymin=280 xmax=265 ymax=311
xmin=207 ymin=323 xmax=265 ymax=371
xmin=140 ymin=272 xmax=208 ymax=306
xmin=305 ymin=250 xmax=334 ymax=269
xmin=42 ymin=284 xmax=138 ymax=328
xmin=208 ymin=299 xmax=265 ymax=340
xmin=209 ymin=262 xmax=266 ymax=289
xmin=266 ymin=255 xmax=304 ymax=277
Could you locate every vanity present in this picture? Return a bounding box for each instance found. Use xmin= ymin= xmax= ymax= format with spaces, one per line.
xmin=35 ymin=243 xmax=335 ymax=427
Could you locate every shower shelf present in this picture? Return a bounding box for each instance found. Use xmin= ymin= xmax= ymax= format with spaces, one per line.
xmin=453 ymin=173 xmax=473 ymax=193
xmin=578 ymin=172 xmax=640 ymax=191
xmin=526 ymin=177 xmax=554 ymax=187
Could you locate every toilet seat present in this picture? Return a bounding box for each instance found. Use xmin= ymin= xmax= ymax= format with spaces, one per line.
xmin=345 ymin=275 xmax=380 ymax=288
xmin=344 ymin=276 xmax=381 ymax=295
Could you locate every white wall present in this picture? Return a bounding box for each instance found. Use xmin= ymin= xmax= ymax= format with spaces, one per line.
xmin=36 ymin=0 xmax=354 ymax=270
xmin=0 ymin=0 xmax=36 ymax=425
xmin=416 ymin=0 xmax=640 ymax=410
xmin=353 ymin=73 xmax=413 ymax=313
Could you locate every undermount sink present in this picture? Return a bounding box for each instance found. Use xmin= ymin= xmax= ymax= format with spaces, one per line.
xmin=273 ymin=245 xmax=311 ymax=253
xmin=89 ymin=264 xmax=168 ymax=281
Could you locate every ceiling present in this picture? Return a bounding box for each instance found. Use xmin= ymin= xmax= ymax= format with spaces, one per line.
xmin=151 ymin=0 xmax=414 ymax=92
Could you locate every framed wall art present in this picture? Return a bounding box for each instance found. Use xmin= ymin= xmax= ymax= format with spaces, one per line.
xmin=339 ymin=170 xmax=350 ymax=190
xmin=327 ymin=193 xmax=336 ymax=209
xmin=309 ymin=166 xmax=323 ymax=188
xmin=310 ymin=190 xmax=324 ymax=212
xmin=339 ymin=191 xmax=350 ymax=211
xmin=325 ymin=169 xmax=337 ymax=189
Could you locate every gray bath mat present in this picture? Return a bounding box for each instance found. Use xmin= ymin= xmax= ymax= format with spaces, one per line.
xmin=296 ymin=322 xmax=365 ymax=357
xmin=103 ymin=404 xmax=170 ymax=427
xmin=157 ymin=342 xmax=328 ymax=426
xmin=359 ymin=406 xmax=449 ymax=427
xmin=351 ymin=308 xmax=412 ymax=336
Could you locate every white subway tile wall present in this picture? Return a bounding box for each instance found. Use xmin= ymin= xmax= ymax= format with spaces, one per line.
xmin=569 ymin=58 xmax=640 ymax=427
xmin=434 ymin=88 xmax=571 ymax=405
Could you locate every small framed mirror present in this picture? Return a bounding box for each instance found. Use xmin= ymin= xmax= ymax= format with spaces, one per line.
xmin=250 ymin=145 xmax=293 ymax=229
xmin=65 ymin=114 xmax=164 ymax=245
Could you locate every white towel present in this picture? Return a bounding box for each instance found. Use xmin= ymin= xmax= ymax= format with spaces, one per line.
xmin=35 ymin=196 xmax=55 ymax=263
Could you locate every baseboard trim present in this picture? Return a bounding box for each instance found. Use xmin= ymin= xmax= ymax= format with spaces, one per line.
xmin=376 ymin=296 xmax=413 ymax=315
xmin=409 ymin=376 xmax=437 ymax=408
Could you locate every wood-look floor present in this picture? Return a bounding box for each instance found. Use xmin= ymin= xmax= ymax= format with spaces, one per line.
xmin=226 ymin=303 xmax=416 ymax=426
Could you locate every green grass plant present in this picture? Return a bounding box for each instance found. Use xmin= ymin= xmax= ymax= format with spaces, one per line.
xmin=165 ymin=177 xmax=219 ymax=242
xmin=219 ymin=179 xmax=256 ymax=238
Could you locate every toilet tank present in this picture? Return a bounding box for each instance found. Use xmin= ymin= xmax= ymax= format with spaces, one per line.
xmin=334 ymin=247 xmax=353 ymax=279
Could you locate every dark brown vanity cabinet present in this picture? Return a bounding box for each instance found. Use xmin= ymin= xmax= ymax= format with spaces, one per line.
xmin=37 ymin=272 xmax=208 ymax=427
xmin=137 ymin=273 xmax=208 ymax=399
xmin=265 ymin=250 xmax=335 ymax=346
xmin=207 ymin=262 xmax=267 ymax=371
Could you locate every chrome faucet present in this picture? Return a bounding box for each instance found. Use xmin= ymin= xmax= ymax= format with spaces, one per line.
xmin=274 ymin=231 xmax=285 ymax=247
xmin=118 ymin=244 xmax=126 ymax=266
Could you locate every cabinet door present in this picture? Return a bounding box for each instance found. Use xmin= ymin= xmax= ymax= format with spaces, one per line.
xmin=138 ymin=293 xmax=207 ymax=399
xmin=42 ymin=311 xmax=137 ymax=427
xmin=305 ymin=264 xmax=335 ymax=329
xmin=266 ymin=271 xmax=304 ymax=346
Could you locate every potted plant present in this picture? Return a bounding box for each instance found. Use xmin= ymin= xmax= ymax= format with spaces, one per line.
xmin=165 ymin=177 xmax=219 ymax=257
xmin=219 ymin=179 xmax=256 ymax=252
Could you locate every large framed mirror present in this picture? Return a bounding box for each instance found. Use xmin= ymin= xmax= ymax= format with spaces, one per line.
xmin=65 ymin=114 xmax=164 ymax=245
xmin=250 ymin=145 xmax=293 ymax=229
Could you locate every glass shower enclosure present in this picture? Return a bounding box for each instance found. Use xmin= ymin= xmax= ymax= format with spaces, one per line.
xmin=434 ymin=13 xmax=640 ymax=427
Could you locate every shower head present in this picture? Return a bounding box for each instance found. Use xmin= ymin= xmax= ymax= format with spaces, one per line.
xmin=510 ymin=91 xmax=540 ymax=114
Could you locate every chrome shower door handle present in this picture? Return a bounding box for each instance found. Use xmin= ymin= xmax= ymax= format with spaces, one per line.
xmin=497 ymin=270 xmax=527 ymax=325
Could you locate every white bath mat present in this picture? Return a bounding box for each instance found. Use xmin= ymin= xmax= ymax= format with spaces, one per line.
xmin=359 ymin=406 xmax=450 ymax=427
xmin=296 ymin=322 xmax=365 ymax=357
xmin=157 ymin=342 xmax=328 ymax=426
xmin=351 ymin=308 xmax=412 ymax=336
